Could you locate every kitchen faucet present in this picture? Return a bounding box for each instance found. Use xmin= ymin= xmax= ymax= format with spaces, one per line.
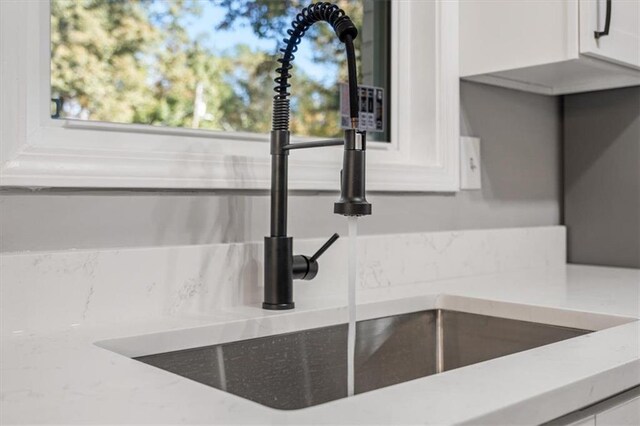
xmin=263 ymin=2 xmax=372 ymax=310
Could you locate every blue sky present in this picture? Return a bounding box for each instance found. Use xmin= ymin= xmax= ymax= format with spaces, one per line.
xmin=182 ymin=2 xmax=339 ymax=85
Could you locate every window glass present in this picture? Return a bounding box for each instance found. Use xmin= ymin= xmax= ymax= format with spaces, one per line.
xmin=50 ymin=0 xmax=390 ymax=140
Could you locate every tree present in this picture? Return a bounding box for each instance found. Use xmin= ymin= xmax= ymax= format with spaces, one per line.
xmin=212 ymin=0 xmax=364 ymax=136
xmin=50 ymin=0 xmax=364 ymax=137
xmin=51 ymin=0 xmax=160 ymax=123
xmin=213 ymin=0 xmax=363 ymax=71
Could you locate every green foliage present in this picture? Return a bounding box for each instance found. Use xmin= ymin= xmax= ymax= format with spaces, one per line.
xmin=50 ymin=0 xmax=364 ymax=137
xmin=51 ymin=0 xmax=158 ymax=123
xmin=214 ymin=0 xmax=363 ymax=81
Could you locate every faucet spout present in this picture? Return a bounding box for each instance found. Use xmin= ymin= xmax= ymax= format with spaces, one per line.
xmin=263 ymin=2 xmax=371 ymax=311
xmin=334 ymin=129 xmax=372 ymax=217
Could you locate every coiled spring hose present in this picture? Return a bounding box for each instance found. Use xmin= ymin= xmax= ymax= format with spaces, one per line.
xmin=272 ymin=2 xmax=359 ymax=131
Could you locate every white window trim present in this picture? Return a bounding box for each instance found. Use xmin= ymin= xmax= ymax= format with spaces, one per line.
xmin=0 ymin=0 xmax=459 ymax=192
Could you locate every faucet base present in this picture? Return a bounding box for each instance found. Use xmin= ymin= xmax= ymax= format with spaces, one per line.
xmin=262 ymin=302 xmax=295 ymax=310
xmin=263 ymin=236 xmax=294 ymax=309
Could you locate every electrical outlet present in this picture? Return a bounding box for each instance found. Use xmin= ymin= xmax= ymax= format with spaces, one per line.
xmin=460 ymin=136 xmax=481 ymax=190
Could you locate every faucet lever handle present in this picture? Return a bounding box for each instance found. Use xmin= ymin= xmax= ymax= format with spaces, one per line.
xmin=310 ymin=233 xmax=340 ymax=263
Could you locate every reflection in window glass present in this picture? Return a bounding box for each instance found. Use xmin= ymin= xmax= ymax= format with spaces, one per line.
xmin=50 ymin=0 xmax=390 ymax=140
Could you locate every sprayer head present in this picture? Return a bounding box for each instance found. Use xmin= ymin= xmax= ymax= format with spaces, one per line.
xmin=334 ymin=129 xmax=372 ymax=217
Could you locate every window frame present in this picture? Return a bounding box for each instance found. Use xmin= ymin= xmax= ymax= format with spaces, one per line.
xmin=0 ymin=0 xmax=459 ymax=192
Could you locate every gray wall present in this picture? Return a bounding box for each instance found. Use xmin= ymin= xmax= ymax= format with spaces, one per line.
xmin=0 ymin=82 xmax=562 ymax=252
xmin=564 ymin=86 xmax=640 ymax=269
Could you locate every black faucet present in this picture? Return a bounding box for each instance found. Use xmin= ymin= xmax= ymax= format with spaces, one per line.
xmin=263 ymin=2 xmax=372 ymax=310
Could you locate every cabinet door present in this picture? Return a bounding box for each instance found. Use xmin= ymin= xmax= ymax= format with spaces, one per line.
xmin=460 ymin=0 xmax=579 ymax=76
xmin=580 ymin=0 xmax=640 ymax=69
xmin=568 ymin=415 xmax=596 ymax=426
xmin=596 ymin=396 xmax=640 ymax=425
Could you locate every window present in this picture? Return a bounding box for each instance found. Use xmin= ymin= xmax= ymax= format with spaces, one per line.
xmin=1 ymin=0 xmax=458 ymax=192
xmin=50 ymin=0 xmax=391 ymax=141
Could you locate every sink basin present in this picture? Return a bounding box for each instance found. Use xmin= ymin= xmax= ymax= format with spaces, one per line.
xmin=133 ymin=310 xmax=591 ymax=410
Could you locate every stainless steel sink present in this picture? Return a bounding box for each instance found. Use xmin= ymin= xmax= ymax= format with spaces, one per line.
xmin=135 ymin=310 xmax=590 ymax=410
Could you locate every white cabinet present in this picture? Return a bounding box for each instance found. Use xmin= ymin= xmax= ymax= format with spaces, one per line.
xmin=596 ymin=396 xmax=640 ymax=425
xmin=550 ymin=387 xmax=640 ymax=426
xmin=567 ymin=415 xmax=596 ymax=426
xmin=580 ymin=0 xmax=640 ymax=69
xmin=460 ymin=0 xmax=640 ymax=95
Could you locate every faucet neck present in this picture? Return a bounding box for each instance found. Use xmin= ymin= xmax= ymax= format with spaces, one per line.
xmin=271 ymin=3 xmax=360 ymax=133
xmin=269 ymin=130 xmax=289 ymax=237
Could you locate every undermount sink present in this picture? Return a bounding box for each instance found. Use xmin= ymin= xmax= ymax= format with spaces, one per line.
xmin=133 ymin=310 xmax=591 ymax=410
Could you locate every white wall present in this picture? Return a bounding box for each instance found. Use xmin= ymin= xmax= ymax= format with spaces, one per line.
xmin=0 ymin=82 xmax=562 ymax=252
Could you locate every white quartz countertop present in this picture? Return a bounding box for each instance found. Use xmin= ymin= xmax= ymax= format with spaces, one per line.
xmin=2 ymin=264 xmax=639 ymax=425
